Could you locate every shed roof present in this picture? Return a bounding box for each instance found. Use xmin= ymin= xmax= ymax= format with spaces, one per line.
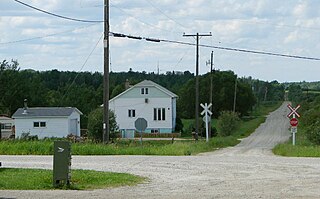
xmin=12 ymin=107 xmax=82 ymax=118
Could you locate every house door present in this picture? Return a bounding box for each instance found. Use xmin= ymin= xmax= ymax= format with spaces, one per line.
xmin=70 ymin=119 xmax=77 ymax=135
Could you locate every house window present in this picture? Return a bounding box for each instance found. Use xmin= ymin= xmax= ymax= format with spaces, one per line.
xmin=33 ymin=121 xmax=46 ymax=128
xmin=153 ymin=108 xmax=166 ymax=121
xmin=1 ymin=123 xmax=12 ymax=130
xmin=128 ymin=109 xmax=136 ymax=118
xmin=151 ymin=129 xmax=159 ymax=133
xmin=141 ymin=88 xmax=148 ymax=95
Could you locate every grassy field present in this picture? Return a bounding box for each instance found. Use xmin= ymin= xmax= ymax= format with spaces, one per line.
xmin=0 ymin=102 xmax=281 ymax=156
xmin=273 ymin=127 xmax=320 ymax=157
xmin=0 ymin=168 xmax=144 ymax=190
xmin=0 ymin=138 xmax=239 ymax=156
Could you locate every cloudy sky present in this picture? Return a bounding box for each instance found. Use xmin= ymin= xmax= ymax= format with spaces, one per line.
xmin=1 ymin=0 xmax=320 ymax=82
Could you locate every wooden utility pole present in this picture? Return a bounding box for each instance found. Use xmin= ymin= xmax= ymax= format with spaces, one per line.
xmin=183 ymin=32 xmax=212 ymax=140
xmin=103 ymin=0 xmax=110 ymax=144
xmin=233 ymin=75 xmax=237 ymax=113
xmin=209 ymin=51 xmax=214 ymax=138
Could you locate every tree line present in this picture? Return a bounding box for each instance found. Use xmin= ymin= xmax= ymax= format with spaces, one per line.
xmin=0 ymin=59 xmax=285 ymax=129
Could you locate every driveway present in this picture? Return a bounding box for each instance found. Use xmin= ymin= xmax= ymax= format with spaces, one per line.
xmin=1 ymin=102 xmax=320 ymax=199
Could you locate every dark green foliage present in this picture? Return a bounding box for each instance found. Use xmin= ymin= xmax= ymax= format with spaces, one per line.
xmin=288 ymin=84 xmax=303 ymax=103
xmin=87 ymin=108 xmax=118 ymax=142
xmin=217 ymin=111 xmax=240 ymax=136
xmin=175 ymin=117 xmax=184 ymax=133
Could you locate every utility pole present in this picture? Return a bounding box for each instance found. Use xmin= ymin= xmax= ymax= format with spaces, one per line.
xmin=183 ymin=32 xmax=212 ymax=140
xmin=209 ymin=51 xmax=214 ymax=138
xmin=233 ymin=75 xmax=237 ymax=113
xmin=103 ymin=0 xmax=110 ymax=144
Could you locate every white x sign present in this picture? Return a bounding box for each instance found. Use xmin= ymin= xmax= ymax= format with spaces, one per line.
xmin=200 ymin=103 xmax=212 ymax=116
xmin=287 ymin=104 xmax=301 ymax=118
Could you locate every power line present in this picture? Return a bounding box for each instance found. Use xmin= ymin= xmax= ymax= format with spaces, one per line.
xmin=61 ymin=33 xmax=103 ymax=102
xmin=110 ymin=3 xmax=183 ymax=34
xmin=110 ymin=32 xmax=320 ymax=61
xmin=13 ymin=0 xmax=103 ymax=23
xmin=0 ymin=23 xmax=100 ymax=45
xmin=144 ymin=0 xmax=188 ymax=30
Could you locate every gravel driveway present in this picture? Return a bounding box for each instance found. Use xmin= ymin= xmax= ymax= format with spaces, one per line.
xmin=1 ymin=102 xmax=320 ymax=199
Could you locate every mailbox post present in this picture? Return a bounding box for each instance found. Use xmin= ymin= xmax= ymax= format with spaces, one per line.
xmin=53 ymin=141 xmax=71 ymax=187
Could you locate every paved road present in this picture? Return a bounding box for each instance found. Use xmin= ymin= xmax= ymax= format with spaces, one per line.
xmin=1 ymin=102 xmax=320 ymax=199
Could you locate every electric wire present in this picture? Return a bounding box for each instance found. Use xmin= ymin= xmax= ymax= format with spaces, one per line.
xmin=110 ymin=31 xmax=320 ymax=61
xmin=13 ymin=0 xmax=103 ymax=23
xmin=0 ymin=23 xmax=100 ymax=45
xmin=144 ymin=0 xmax=188 ymax=30
xmin=61 ymin=33 xmax=103 ymax=102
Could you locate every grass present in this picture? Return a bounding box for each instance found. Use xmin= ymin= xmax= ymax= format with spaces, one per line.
xmin=0 ymin=102 xmax=282 ymax=156
xmin=0 ymin=168 xmax=145 ymax=190
xmin=273 ymin=127 xmax=320 ymax=157
xmin=0 ymin=139 xmax=239 ymax=156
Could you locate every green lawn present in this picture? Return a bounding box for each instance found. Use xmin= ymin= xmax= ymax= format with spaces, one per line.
xmin=0 ymin=168 xmax=145 ymax=190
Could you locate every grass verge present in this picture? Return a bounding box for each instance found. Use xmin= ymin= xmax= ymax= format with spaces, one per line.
xmin=273 ymin=127 xmax=320 ymax=157
xmin=0 ymin=168 xmax=145 ymax=190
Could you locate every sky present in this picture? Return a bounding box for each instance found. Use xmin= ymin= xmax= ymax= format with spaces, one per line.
xmin=1 ymin=0 xmax=320 ymax=82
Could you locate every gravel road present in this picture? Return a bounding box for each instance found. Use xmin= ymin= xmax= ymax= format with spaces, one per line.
xmin=1 ymin=102 xmax=320 ymax=199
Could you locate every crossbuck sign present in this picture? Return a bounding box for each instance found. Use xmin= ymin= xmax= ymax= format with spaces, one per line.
xmin=200 ymin=103 xmax=212 ymax=143
xmin=287 ymin=104 xmax=301 ymax=146
xmin=287 ymin=104 xmax=301 ymax=118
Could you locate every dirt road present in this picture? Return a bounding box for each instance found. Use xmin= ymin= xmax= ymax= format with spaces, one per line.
xmin=1 ymin=102 xmax=320 ymax=199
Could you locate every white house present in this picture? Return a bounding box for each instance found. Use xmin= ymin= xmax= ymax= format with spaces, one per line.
xmin=12 ymin=107 xmax=82 ymax=139
xmin=0 ymin=115 xmax=14 ymax=138
xmin=109 ymin=80 xmax=178 ymax=138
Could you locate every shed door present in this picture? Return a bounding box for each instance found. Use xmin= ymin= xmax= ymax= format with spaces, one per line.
xmin=70 ymin=119 xmax=77 ymax=135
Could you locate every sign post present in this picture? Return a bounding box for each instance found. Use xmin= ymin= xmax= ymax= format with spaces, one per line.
xmin=287 ymin=104 xmax=300 ymax=146
xmin=201 ymin=103 xmax=212 ymax=142
xmin=135 ymin=118 xmax=147 ymax=145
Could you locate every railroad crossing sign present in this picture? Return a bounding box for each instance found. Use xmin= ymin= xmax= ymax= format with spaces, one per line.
xmin=287 ymin=104 xmax=301 ymax=118
xmin=290 ymin=118 xmax=298 ymax=127
xmin=201 ymin=103 xmax=212 ymax=143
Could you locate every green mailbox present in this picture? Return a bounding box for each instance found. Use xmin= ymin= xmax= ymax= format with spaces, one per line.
xmin=53 ymin=141 xmax=71 ymax=187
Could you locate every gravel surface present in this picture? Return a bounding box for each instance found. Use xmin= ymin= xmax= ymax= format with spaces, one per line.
xmin=1 ymin=102 xmax=320 ymax=199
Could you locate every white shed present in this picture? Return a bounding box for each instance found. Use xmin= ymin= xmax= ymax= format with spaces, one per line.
xmin=12 ymin=107 xmax=82 ymax=139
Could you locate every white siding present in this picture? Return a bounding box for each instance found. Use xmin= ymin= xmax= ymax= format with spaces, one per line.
xmin=15 ymin=117 xmax=69 ymax=139
xmin=110 ymin=97 xmax=172 ymax=131
xmin=68 ymin=110 xmax=81 ymax=136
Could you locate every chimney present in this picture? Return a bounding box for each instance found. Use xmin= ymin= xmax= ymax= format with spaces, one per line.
xmin=22 ymin=99 xmax=28 ymax=114
xmin=125 ymin=79 xmax=131 ymax=90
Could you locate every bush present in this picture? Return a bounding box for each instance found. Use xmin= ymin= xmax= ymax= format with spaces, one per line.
xmin=87 ymin=108 xmax=118 ymax=142
xmin=20 ymin=132 xmax=38 ymax=141
xmin=217 ymin=111 xmax=240 ymax=136
xmin=306 ymin=123 xmax=320 ymax=145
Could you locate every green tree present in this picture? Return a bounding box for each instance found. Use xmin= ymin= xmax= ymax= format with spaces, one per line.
xmin=217 ymin=111 xmax=240 ymax=136
xmin=87 ymin=108 xmax=118 ymax=141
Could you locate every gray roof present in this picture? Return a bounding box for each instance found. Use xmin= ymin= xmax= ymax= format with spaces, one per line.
xmin=12 ymin=107 xmax=82 ymax=118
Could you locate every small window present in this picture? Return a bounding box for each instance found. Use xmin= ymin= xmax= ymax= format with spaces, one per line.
xmin=128 ymin=109 xmax=136 ymax=118
xmin=153 ymin=108 xmax=157 ymax=120
xmin=162 ymin=108 xmax=166 ymax=120
xmin=40 ymin=122 xmax=46 ymax=127
xmin=141 ymin=88 xmax=144 ymax=94
xmin=158 ymin=109 xmax=161 ymax=120
xmin=33 ymin=122 xmax=39 ymax=127
xmin=145 ymin=88 xmax=149 ymax=94
xmin=34 ymin=121 xmax=46 ymax=128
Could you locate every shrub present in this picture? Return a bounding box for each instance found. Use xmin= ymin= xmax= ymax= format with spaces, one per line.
xmin=217 ymin=111 xmax=240 ymax=136
xmin=87 ymin=108 xmax=118 ymax=142
xmin=306 ymin=123 xmax=320 ymax=145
